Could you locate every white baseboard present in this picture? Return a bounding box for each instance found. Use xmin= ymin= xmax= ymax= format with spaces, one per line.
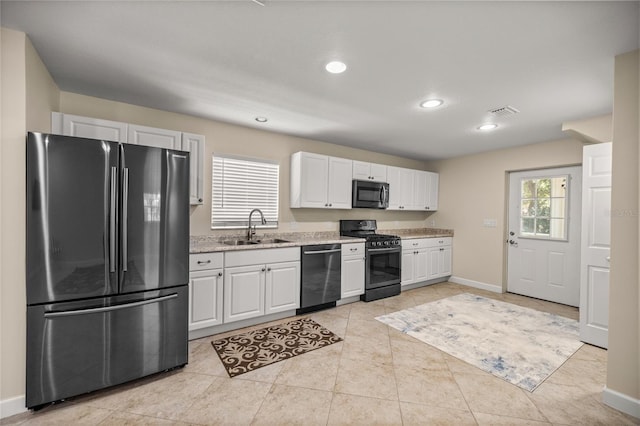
xmin=449 ymin=276 xmax=503 ymax=293
xmin=602 ymin=386 xmax=640 ymax=419
xmin=0 ymin=395 xmax=26 ymax=420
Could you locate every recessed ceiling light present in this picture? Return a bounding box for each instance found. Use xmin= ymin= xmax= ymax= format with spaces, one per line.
xmin=325 ymin=61 xmax=347 ymax=74
xmin=477 ymin=123 xmax=498 ymax=131
xmin=420 ymin=99 xmax=443 ymax=108
xmin=255 ymin=117 xmax=268 ymax=123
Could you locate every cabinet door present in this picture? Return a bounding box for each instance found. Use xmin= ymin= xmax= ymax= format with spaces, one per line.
xmin=415 ymin=249 xmax=429 ymax=282
xmin=299 ymin=153 xmax=329 ymax=208
xmin=265 ymin=261 xmax=300 ymax=314
xmin=128 ymin=124 xmax=181 ymax=149
xmin=327 ymin=156 xmax=353 ymax=209
xmin=387 ymin=166 xmax=402 ymax=210
xmin=401 ymin=249 xmax=415 ymax=286
xmin=440 ymin=246 xmax=452 ymax=276
xmin=224 ymin=265 xmax=265 ymax=323
xmin=341 ymin=255 xmax=365 ymax=298
xmin=352 ymin=161 xmax=371 ymax=180
xmin=189 ymin=269 xmax=223 ymax=330
xmin=370 ymin=163 xmax=387 ymax=182
xmin=413 ymin=170 xmax=428 ymax=211
xmin=53 ymin=112 xmax=127 ymax=142
xmin=426 ymin=172 xmax=439 ymax=211
xmin=388 ymin=167 xmax=414 ymax=210
xmin=182 ymin=132 xmax=205 ymax=205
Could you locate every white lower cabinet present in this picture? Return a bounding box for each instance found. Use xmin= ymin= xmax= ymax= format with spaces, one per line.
xmin=401 ymin=237 xmax=452 ymax=286
xmin=224 ymin=265 xmax=266 ymax=323
xmin=265 ymin=261 xmax=301 ymax=314
xmin=401 ymin=241 xmax=428 ymax=287
xmin=428 ymin=245 xmax=452 ymax=279
xmin=188 ymin=253 xmax=224 ymax=331
xmin=341 ymin=243 xmax=366 ymax=299
xmin=224 ymin=247 xmax=300 ymax=324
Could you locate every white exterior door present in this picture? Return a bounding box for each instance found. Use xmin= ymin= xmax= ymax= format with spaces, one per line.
xmin=507 ymin=167 xmax=582 ymax=306
xmin=579 ymin=143 xmax=612 ymax=348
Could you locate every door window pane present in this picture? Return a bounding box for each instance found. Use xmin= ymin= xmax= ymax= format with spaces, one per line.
xmin=519 ymin=175 xmax=568 ymax=240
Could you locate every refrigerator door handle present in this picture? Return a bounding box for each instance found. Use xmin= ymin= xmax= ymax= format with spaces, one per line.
xmin=122 ymin=167 xmax=129 ymax=272
xmin=109 ymin=166 xmax=117 ymax=273
xmin=43 ymin=293 xmax=178 ymax=318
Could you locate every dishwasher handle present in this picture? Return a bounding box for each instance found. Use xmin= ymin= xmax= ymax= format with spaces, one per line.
xmin=303 ymin=248 xmax=341 ymax=255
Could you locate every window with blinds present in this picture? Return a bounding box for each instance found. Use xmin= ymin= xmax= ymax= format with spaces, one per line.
xmin=211 ymin=155 xmax=279 ymax=229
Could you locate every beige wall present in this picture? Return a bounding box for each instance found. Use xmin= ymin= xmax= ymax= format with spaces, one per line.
xmin=59 ymin=92 xmax=433 ymax=235
xmin=1 ymin=27 xmax=29 ymax=408
xmin=0 ymin=28 xmax=59 ymax=410
xmin=426 ymin=138 xmax=584 ymax=289
xmin=607 ymin=49 xmax=639 ymax=404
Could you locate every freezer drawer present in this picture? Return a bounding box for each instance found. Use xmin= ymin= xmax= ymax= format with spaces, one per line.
xmin=26 ymin=286 xmax=188 ymax=409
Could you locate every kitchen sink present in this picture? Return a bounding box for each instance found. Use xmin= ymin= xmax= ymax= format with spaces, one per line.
xmin=255 ymin=238 xmax=291 ymax=244
xmin=222 ymin=238 xmax=291 ymax=246
xmin=223 ymin=239 xmax=259 ymax=246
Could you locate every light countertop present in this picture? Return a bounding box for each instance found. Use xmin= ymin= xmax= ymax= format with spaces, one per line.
xmin=190 ymin=228 xmax=454 ymax=254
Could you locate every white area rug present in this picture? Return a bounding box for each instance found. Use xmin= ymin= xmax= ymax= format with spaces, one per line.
xmin=376 ymin=293 xmax=583 ymax=391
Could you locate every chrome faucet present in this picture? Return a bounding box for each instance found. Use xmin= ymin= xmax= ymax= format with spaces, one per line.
xmin=247 ymin=208 xmax=267 ymax=241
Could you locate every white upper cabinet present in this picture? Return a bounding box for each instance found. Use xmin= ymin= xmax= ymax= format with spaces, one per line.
xmin=388 ymin=166 xmax=439 ymax=211
xmin=51 ymin=112 xmax=205 ymax=205
xmin=353 ymin=161 xmax=387 ymax=182
xmin=290 ymin=151 xmax=352 ymax=209
xmin=181 ymin=133 xmax=205 ymax=205
xmin=426 ymin=171 xmax=439 ymax=211
xmin=52 ymin=112 xmax=127 ymax=142
xmin=128 ymin=124 xmax=182 ymax=149
xmin=387 ymin=166 xmax=414 ymax=210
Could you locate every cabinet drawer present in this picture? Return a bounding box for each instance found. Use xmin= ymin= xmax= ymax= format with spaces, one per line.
xmin=423 ymin=237 xmax=452 ymax=248
xmin=402 ymin=237 xmax=451 ymax=250
xmin=189 ymin=252 xmax=223 ymax=271
xmin=342 ymin=243 xmax=365 ymax=257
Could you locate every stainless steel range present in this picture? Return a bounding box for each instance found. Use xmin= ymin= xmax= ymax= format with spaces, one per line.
xmin=340 ymin=220 xmax=401 ymax=302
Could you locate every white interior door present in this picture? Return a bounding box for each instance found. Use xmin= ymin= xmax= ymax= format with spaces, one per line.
xmin=507 ymin=167 xmax=582 ymax=306
xmin=579 ymin=143 xmax=612 ymax=348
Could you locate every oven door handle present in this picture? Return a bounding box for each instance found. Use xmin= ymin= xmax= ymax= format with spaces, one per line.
xmin=368 ymin=247 xmax=400 ymax=253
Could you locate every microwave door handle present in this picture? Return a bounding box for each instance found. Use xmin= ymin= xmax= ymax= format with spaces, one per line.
xmin=381 ymin=185 xmax=388 ymax=205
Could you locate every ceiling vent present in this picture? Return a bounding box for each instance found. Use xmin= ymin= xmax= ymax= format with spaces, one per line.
xmin=488 ymin=105 xmax=520 ymax=117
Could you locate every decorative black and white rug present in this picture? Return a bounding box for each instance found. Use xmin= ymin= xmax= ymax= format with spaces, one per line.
xmin=211 ymin=318 xmax=342 ymax=378
xmin=376 ymin=293 xmax=583 ymax=391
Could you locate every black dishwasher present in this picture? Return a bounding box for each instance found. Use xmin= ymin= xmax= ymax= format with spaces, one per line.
xmin=297 ymin=244 xmax=341 ymax=314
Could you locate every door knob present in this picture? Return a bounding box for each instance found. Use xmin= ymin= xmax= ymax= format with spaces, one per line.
xmin=508 ymin=239 xmax=518 ymax=247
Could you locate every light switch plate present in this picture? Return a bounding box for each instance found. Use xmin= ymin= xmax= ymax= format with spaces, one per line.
xmin=483 ymin=219 xmax=497 ymax=228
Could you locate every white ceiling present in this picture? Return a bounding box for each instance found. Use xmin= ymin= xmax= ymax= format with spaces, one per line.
xmin=2 ymin=1 xmax=639 ymax=160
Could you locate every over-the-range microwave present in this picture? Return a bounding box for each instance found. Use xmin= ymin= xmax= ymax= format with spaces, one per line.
xmin=352 ymin=179 xmax=389 ymax=209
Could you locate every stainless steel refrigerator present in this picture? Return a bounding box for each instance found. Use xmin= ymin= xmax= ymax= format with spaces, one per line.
xmin=25 ymin=132 xmax=190 ymax=409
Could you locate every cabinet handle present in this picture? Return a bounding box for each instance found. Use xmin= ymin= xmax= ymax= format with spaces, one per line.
xmin=261 ymin=267 xmax=266 ymax=272
xmin=350 ymin=248 xmax=357 ymax=252
xmin=197 ymin=260 xmax=211 ymax=265
xmin=329 ymin=203 xmax=332 ymax=207
xmin=217 ymin=272 xmax=223 ymax=277
xmin=440 ymin=248 xmax=444 ymax=251
xmin=198 ymin=198 xmax=203 ymax=203
xmin=267 ymin=267 xmax=271 ymax=272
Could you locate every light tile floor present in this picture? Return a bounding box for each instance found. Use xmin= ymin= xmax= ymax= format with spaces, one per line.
xmin=4 ymin=282 xmax=639 ymax=425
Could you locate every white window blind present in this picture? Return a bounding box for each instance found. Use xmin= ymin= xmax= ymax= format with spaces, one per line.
xmin=211 ymin=155 xmax=279 ymax=229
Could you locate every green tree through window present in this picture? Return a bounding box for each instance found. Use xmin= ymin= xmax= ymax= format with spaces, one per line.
xmin=520 ymin=176 xmax=568 ymax=240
